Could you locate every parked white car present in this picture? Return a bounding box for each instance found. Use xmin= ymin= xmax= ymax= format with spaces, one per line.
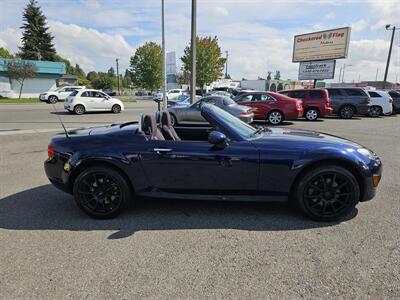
xmin=153 ymin=89 xmax=184 ymax=102
xmin=39 ymin=86 xmax=85 ymax=104
xmin=367 ymin=90 xmax=393 ymax=117
xmin=64 ymin=89 xmax=124 ymax=115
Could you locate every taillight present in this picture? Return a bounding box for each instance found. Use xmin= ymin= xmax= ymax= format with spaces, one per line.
xmin=363 ymin=96 xmax=371 ymax=104
xmin=389 ymin=97 xmax=393 ymax=103
xmin=48 ymin=144 xmax=55 ymax=159
xmin=242 ymin=111 xmax=249 ymax=116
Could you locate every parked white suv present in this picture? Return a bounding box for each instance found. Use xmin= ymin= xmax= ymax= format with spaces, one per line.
xmin=153 ymin=89 xmax=184 ymax=102
xmin=39 ymin=86 xmax=85 ymax=104
xmin=367 ymin=90 xmax=393 ymax=117
xmin=64 ymin=89 xmax=124 ymax=115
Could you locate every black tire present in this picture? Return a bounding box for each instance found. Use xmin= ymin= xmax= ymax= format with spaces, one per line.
xmin=112 ymin=104 xmax=121 ymax=114
xmin=48 ymin=95 xmax=58 ymax=104
xmin=305 ymin=108 xmax=319 ymax=121
xmin=369 ymin=106 xmax=382 ymax=117
xmin=170 ymin=113 xmax=178 ymax=126
xmin=74 ymin=104 xmax=85 ymax=115
xmin=73 ymin=166 xmax=131 ymax=219
xmin=338 ymin=105 xmax=355 ymax=119
xmin=267 ymin=110 xmax=284 ymax=125
xmin=293 ymin=165 xmax=360 ymax=222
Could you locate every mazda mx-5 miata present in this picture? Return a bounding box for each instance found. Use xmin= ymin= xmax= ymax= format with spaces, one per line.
xmin=45 ymin=105 xmax=382 ymax=221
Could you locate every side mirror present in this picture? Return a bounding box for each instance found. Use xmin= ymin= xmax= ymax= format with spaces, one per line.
xmin=208 ymin=131 xmax=228 ymax=149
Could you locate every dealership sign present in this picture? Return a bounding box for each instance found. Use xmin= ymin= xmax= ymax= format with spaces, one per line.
xmin=293 ymin=27 xmax=351 ymax=62
xmin=298 ymin=60 xmax=336 ymax=80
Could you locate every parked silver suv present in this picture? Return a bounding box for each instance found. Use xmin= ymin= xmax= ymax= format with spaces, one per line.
xmin=326 ymin=88 xmax=371 ymax=119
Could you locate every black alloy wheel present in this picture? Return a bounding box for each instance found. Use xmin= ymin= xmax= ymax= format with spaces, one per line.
xmin=73 ymin=167 xmax=131 ymax=219
xmin=294 ymin=165 xmax=359 ymax=221
xmin=369 ymin=106 xmax=382 ymax=117
xmin=112 ymin=104 xmax=121 ymax=113
xmin=339 ymin=105 xmax=355 ymax=119
xmin=48 ymin=95 xmax=58 ymax=104
xmin=170 ymin=113 xmax=178 ymax=126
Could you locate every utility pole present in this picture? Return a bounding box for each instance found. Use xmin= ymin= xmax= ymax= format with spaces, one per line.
xmin=338 ymin=64 xmax=343 ymax=83
xmin=190 ymin=0 xmax=197 ymax=103
xmin=342 ymin=63 xmax=346 ymax=83
xmin=115 ymin=58 xmax=120 ymax=95
xmin=225 ymin=50 xmax=229 ymax=78
xmin=383 ymin=25 xmax=396 ymax=89
xmin=161 ymin=0 xmax=167 ymax=110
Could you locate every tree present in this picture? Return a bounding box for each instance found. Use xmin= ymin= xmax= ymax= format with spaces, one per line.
xmin=0 ymin=47 xmax=13 ymax=58
xmin=267 ymin=71 xmax=272 ymax=81
xmin=73 ymin=64 xmax=85 ymax=79
xmin=129 ymin=42 xmax=162 ymax=92
xmin=19 ymin=0 xmax=56 ymax=61
xmin=5 ymin=60 xmax=37 ymax=98
xmin=121 ymin=69 xmax=132 ymax=88
xmin=86 ymin=71 xmax=98 ymax=81
xmin=176 ymin=70 xmax=190 ymax=85
xmin=181 ymin=36 xmax=226 ymax=94
xmin=91 ymin=73 xmax=116 ymax=90
xmin=274 ymin=70 xmax=281 ymax=80
xmin=107 ymin=67 xmax=116 ymax=77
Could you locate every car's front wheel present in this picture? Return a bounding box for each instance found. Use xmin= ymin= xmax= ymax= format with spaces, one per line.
xmin=369 ymin=106 xmax=382 ymax=117
xmin=74 ymin=104 xmax=85 ymax=115
xmin=305 ymin=108 xmax=319 ymax=121
xmin=170 ymin=113 xmax=178 ymax=126
xmin=112 ymin=104 xmax=121 ymax=113
xmin=293 ymin=165 xmax=359 ymax=222
xmin=48 ymin=95 xmax=58 ymax=104
xmin=73 ymin=166 xmax=131 ymax=219
xmin=267 ymin=110 xmax=283 ymax=125
xmin=339 ymin=105 xmax=355 ymax=119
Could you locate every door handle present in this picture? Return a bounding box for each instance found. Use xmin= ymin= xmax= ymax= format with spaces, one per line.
xmin=153 ymin=148 xmax=172 ymax=154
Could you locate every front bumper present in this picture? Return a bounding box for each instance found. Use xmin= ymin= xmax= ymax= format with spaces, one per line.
xmin=360 ymin=158 xmax=382 ymax=202
xmin=39 ymin=94 xmax=48 ymax=102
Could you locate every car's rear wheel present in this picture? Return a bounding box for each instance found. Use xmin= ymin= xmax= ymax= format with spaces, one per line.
xmin=170 ymin=113 xmax=178 ymax=126
xmin=293 ymin=165 xmax=359 ymax=222
xmin=305 ymin=108 xmax=319 ymax=121
xmin=74 ymin=104 xmax=85 ymax=115
xmin=369 ymin=106 xmax=382 ymax=117
xmin=73 ymin=167 xmax=131 ymax=219
xmin=339 ymin=105 xmax=355 ymax=119
xmin=48 ymin=95 xmax=58 ymax=104
xmin=268 ymin=110 xmax=283 ymax=125
xmin=112 ymin=104 xmax=121 ymax=114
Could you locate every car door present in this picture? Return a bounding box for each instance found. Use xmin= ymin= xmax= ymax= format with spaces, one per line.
xmin=92 ymin=91 xmax=111 ymax=110
xmin=57 ymin=88 xmax=71 ymax=100
xmin=79 ymin=91 xmax=95 ymax=110
xmin=140 ymin=139 xmax=259 ymax=193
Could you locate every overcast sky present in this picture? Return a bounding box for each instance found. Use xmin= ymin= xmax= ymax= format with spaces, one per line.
xmin=0 ymin=0 xmax=399 ymax=83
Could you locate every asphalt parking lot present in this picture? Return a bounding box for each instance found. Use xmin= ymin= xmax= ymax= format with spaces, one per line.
xmin=0 ymin=102 xmax=399 ymax=299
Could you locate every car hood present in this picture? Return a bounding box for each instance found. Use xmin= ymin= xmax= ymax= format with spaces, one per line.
xmin=254 ymin=127 xmax=364 ymax=149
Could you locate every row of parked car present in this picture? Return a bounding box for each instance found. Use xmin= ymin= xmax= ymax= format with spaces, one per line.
xmin=161 ymin=87 xmax=400 ymax=126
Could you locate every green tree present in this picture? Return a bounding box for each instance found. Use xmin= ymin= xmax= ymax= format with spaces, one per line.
xmin=73 ymin=64 xmax=85 ymax=79
xmin=176 ymin=70 xmax=190 ymax=85
xmin=267 ymin=71 xmax=272 ymax=81
xmin=122 ymin=69 xmax=132 ymax=88
xmin=181 ymin=36 xmax=226 ymax=94
xmin=107 ymin=67 xmax=115 ymax=77
xmin=5 ymin=60 xmax=37 ymax=98
xmin=19 ymin=0 xmax=56 ymax=61
xmin=91 ymin=73 xmax=116 ymax=90
xmin=0 ymin=47 xmax=13 ymax=58
xmin=86 ymin=71 xmax=98 ymax=81
xmin=274 ymin=70 xmax=281 ymax=80
xmin=129 ymin=42 xmax=162 ymax=92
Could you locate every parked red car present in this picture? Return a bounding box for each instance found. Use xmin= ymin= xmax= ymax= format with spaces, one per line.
xmin=278 ymin=88 xmax=332 ymax=121
xmin=234 ymin=91 xmax=303 ymax=125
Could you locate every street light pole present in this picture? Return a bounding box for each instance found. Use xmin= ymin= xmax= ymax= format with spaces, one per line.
xmin=190 ymin=0 xmax=197 ymax=103
xmin=225 ymin=50 xmax=229 ymax=79
xmin=161 ymin=0 xmax=167 ymax=110
xmin=338 ymin=65 xmax=343 ymax=83
xmin=115 ymin=58 xmax=120 ymax=95
xmin=383 ymin=25 xmax=396 ymax=90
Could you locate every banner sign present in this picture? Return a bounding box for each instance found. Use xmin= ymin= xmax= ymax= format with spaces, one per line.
xmin=298 ymin=60 xmax=336 ymax=80
xmin=293 ymin=27 xmax=351 ymax=62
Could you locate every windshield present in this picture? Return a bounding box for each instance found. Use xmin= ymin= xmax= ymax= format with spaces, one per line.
xmin=203 ymin=105 xmax=256 ymax=140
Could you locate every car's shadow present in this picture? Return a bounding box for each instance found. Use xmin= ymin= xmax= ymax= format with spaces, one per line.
xmin=324 ymin=115 xmax=363 ymax=120
xmin=0 ymin=185 xmax=357 ymax=239
xmin=50 ymin=111 xmax=115 ymax=115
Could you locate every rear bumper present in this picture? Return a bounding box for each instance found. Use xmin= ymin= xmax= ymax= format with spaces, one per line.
xmin=239 ymin=113 xmax=254 ymax=123
xmin=321 ymin=106 xmax=333 ymax=116
xmin=44 ymin=155 xmax=72 ymax=194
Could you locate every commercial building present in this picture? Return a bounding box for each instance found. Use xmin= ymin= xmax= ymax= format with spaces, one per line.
xmin=0 ymin=58 xmax=66 ymax=98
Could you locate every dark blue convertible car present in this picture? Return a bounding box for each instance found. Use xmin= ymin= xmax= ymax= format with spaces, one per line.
xmin=45 ymin=104 xmax=382 ymax=221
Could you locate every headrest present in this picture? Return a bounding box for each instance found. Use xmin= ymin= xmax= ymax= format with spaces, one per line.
xmin=143 ymin=113 xmax=157 ymax=135
xmin=161 ymin=111 xmax=171 ymax=127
